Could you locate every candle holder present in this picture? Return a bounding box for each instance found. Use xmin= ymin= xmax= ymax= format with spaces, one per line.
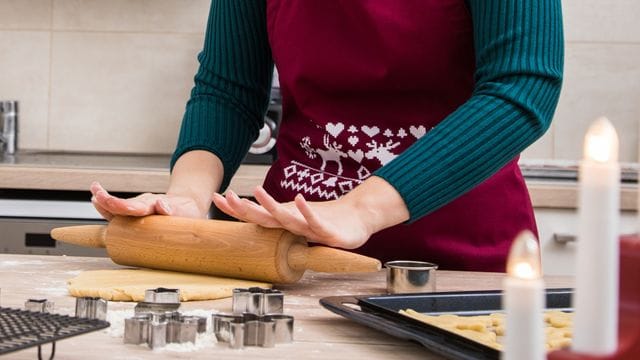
xmin=548 ymin=234 xmax=640 ymax=360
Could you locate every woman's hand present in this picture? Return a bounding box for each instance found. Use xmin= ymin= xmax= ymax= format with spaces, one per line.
xmin=212 ymin=176 xmax=410 ymax=249
xmin=90 ymin=181 xmax=205 ymax=220
xmin=213 ymin=187 xmax=371 ymax=249
xmin=90 ymin=150 xmax=225 ymax=221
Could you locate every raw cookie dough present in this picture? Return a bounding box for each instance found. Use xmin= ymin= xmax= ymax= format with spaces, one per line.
xmin=67 ymin=268 xmax=271 ymax=302
xmin=400 ymin=309 xmax=573 ymax=351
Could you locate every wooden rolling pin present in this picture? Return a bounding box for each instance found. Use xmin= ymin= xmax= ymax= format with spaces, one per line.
xmin=50 ymin=215 xmax=381 ymax=283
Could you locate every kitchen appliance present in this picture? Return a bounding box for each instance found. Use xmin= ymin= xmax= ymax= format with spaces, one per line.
xmin=50 ymin=215 xmax=381 ymax=283
xmin=243 ymin=72 xmax=282 ymax=165
xmin=0 ymin=100 xmax=18 ymax=155
xmin=0 ymin=190 xmax=107 ymax=257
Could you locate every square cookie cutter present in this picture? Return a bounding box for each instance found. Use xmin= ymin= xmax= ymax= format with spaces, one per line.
xmin=75 ymin=297 xmax=108 ymax=321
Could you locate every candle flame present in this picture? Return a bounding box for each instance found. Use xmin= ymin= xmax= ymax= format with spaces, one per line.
xmin=506 ymin=230 xmax=542 ymax=279
xmin=513 ymin=262 xmax=536 ymax=279
xmin=584 ymin=117 xmax=619 ymax=163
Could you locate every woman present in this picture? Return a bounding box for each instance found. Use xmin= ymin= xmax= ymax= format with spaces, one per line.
xmin=91 ymin=0 xmax=563 ymax=272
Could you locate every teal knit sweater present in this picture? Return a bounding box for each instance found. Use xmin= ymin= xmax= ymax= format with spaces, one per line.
xmin=171 ymin=0 xmax=564 ymax=222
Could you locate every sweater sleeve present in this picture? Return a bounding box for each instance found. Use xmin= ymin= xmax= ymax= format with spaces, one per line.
xmin=374 ymin=0 xmax=564 ymax=221
xmin=170 ymin=0 xmax=273 ymax=192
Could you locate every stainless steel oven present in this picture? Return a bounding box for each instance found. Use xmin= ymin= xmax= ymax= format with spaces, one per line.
xmin=0 ymin=190 xmax=107 ymax=257
xmin=242 ymin=71 xmax=282 ymax=165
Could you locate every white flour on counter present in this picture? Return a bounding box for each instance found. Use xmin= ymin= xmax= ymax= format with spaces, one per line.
xmin=34 ymin=287 xmax=69 ymax=297
xmin=0 ymin=260 xmax=48 ymax=267
xmin=105 ymin=309 xmax=133 ymax=338
xmin=106 ymin=308 xmax=218 ymax=352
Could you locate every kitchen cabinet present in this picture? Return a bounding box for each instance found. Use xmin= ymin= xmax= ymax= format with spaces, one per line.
xmin=535 ymin=208 xmax=637 ymax=276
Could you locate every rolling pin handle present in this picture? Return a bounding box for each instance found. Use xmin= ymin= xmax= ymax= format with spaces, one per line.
xmin=287 ymin=243 xmax=381 ymax=273
xmin=50 ymin=225 xmax=108 ymax=248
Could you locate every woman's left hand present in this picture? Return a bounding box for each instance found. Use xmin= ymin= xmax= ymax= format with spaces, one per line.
xmin=212 ymin=176 xmax=410 ymax=249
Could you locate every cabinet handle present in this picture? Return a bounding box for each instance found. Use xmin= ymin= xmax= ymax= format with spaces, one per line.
xmin=553 ymin=233 xmax=576 ymax=244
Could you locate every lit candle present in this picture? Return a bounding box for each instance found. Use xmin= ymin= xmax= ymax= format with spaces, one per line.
xmin=573 ymin=117 xmax=620 ymax=354
xmin=503 ymin=230 xmax=544 ymax=360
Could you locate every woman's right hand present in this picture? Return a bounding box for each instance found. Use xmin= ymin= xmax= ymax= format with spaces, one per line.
xmin=90 ymin=181 xmax=205 ymax=221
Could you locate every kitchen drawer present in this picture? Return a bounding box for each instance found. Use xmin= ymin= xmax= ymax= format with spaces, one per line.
xmin=534 ymin=208 xmax=637 ymax=276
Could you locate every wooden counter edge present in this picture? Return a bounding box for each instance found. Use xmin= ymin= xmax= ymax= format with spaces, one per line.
xmin=526 ymin=180 xmax=638 ymax=211
xmin=0 ymin=165 xmax=269 ymax=196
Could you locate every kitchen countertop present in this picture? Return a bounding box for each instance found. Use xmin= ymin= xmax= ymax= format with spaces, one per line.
xmin=0 ymin=254 xmax=573 ymax=359
xmin=0 ymin=151 xmax=637 ymax=210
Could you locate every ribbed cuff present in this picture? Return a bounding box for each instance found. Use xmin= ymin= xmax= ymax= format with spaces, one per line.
xmin=170 ymin=96 xmax=256 ymax=192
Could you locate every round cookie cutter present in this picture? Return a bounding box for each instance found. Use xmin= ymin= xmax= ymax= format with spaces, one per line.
xmin=385 ymin=260 xmax=438 ymax=294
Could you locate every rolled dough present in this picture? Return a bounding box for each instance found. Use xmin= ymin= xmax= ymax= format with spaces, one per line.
xmin=67 ymin=268 xmax=271 ymax=302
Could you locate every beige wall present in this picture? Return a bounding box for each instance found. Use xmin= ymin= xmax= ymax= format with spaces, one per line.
xmin=524 ymin=0 xmax=640 ymax=162
xmin=0 ymin=0 xmax=638 ymax=161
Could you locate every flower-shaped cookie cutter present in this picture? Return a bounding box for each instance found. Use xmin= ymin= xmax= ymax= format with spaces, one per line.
xmin=232 ymin=287 xmax=283 ymax=315
xmin=124 ymin=288 xmax=207 ymax=349
xmin=212 ymin=287 xmax=293 ymax=349
xmin=212 ymin=313 xmax=294 ymax=349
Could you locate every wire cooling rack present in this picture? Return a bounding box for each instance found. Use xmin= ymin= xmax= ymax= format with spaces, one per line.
xmin=0 ymin=307 xmax=110 ymax=358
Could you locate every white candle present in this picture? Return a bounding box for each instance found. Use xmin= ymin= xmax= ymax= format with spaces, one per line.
xmin=503 ymin=230 xmax=544 ymax=360
xmin=573 ymin=117 xmax=620 ymax=354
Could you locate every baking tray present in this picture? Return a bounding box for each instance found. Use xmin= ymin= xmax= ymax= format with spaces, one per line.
xmin=320 ymin=288 xmax=573 ymax=360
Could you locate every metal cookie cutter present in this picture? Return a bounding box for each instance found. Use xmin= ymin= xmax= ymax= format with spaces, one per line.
xmin=24 ymin=298 xmax=54 ymax=313
xmin=125 ymin=288 xmax=207 ymax=349
xmin=213 ymin=313 xmax=294 ymax=349
xmin=125 ymin=312 xmax=207 ymax=349
xmin=232 ymin=287 xmax=283 ymax=315
xmin=213 ymin=287 xmax=293 ymax=349
xmin=75 ymin=296 xmax=108 ymax=320
xmin=134 ymin=287 xmax=181 ymax=314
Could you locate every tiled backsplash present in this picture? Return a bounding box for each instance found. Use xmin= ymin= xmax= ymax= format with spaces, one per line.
xmin=0 ymin=0 xmax=638 ymax=161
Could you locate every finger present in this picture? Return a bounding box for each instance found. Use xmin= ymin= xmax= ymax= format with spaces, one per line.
xmin=240 ymin=198 xmax=282 ymax=228
xmin=91 ymin=195 xmax=114 ymax=221
xmin=222 ymin=191 xmax=282 ymax=227
xmin=294 ymin=194 xmax=328 ymax=234
xmin=252 ymin=186 xmax=282 ymax=214
xmin=225 ymin=190 xmax=251 ymax=219
xmin=94 ymin=190 xmax=154 ymax=217
xmin=293 ymin=194 xmax=343 ymax=246
xmin=212 ymin=193 xmax=243 ymax=220
xmin=154 ymin=198 xmax=172 ymax=216
xmin=90 ymin=181 xmax=104 ymax=196
xmin=253 ymin=186 xmax=307 ymax=232
xmin=123 ymin=196 xmax=160 ymax=216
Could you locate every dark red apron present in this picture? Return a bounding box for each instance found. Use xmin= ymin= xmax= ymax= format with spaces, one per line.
xmin=263 ymin=0 xmax=537 ymax=272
